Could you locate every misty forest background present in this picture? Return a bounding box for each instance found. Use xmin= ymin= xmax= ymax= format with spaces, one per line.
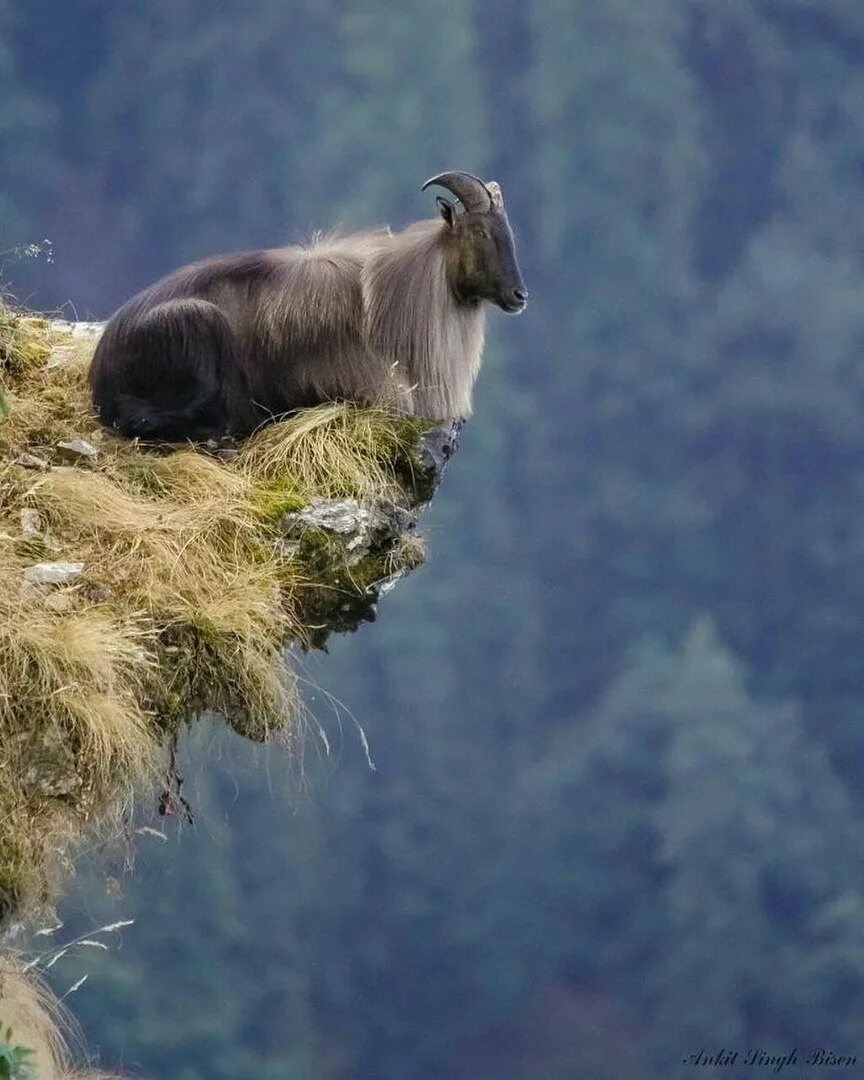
xmin=4 ymin=1 xmax=864 ymax=1077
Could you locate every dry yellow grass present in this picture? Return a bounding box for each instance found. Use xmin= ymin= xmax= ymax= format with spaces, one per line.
xmin=241 ymin=399 xmax=426 ymax=501
xmin=0 ymin=955 xmax=123 ymax=1078
xmin=0 ymin=956 xmax=70 ymax=1079
xmin=0 ymin=301 xmax=433 ymax=929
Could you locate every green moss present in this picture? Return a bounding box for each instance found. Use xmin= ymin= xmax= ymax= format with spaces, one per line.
xmin=389 ymin=416 xmax=434 ymax=443
xmin=248 ymin=480 xmax=307 ymax=526
xmin=148 ymin=620 xmax=288 ymax=743
xmin=184 ymin=615 xmax=223 ymax=645
xmin=287 ymin=522 xmax=426 ymax=648
xmin=294 ymin=526 xmax=337 ymax=566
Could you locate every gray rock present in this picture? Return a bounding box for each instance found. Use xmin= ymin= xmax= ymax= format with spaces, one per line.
xmin=19 ymin=508 xmax=42 ymax=539
xmin=281 ymin=497 xmax=417 ymax=566
xmin=56 ymin=438 xmax=98 ymax=461
xmin=48 ymin=319 xmax=105 ymax=340
xmin=282 ymin=497 xmax=372 ymax=536
xmin=24 ymin=561 xmax=85 ymax=586
xmin=417 ymin=419 xmax=463 ymax=495
xmin=14 ymin=452 xmax=50 ymax=471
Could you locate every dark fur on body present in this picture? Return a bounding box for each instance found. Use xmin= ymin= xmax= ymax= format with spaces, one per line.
xmin=90 ymin=174 xmax=527 ymax=440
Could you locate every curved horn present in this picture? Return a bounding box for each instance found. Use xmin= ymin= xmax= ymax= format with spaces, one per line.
xmin=485 ymin=180 xmax=504 ymax=211
xmin=421 ymin=170 xmax=493 ymax=214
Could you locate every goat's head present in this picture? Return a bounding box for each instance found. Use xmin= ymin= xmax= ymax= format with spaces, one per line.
xmin=422 ymin=171 xmax=528 ymax=314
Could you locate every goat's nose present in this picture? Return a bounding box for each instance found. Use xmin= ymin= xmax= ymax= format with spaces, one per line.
xmin=513 ymin=287 xmax=529 ymax=303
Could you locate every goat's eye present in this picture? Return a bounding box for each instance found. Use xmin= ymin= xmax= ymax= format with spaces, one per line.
xmin=472 ymin=225 xmax=490 ymax=241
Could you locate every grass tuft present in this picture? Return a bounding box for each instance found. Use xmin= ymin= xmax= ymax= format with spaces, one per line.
xmin=0 ymin=954 xmax=123 ymax=1077
xmin=240 ymin=401 xmax=427 ymax=502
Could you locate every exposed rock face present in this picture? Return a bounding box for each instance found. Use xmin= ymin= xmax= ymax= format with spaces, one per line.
xmin=23 ymin=561 xmax=85 ymax=586
xmin=278 ymin=496 xmax=426 ymax=647
xmin=280 ymin=496 xmax=414 ymax=543
xmin=417 ymin=419 xmax=464 ymax=498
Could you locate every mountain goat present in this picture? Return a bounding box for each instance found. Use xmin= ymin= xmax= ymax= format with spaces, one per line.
xmin=89 ymin=171 xmax=527 ymax=440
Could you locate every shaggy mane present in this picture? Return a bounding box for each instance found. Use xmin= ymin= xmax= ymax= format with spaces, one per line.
xmin=362 ymin=221 xmax=485 ymax=419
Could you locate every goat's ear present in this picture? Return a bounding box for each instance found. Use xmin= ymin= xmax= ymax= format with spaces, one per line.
xmin=436 ymin=196 xmax=456 ymax=228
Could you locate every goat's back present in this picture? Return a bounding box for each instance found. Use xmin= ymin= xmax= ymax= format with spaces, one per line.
xmin=90 ymin=239 xmax=412 ymax=431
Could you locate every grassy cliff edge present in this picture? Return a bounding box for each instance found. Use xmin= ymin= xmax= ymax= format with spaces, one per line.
xmin=0 ymin=302 xmax=452 ymax=1076
xmin=0 ymin=303 xmax=448 ymax=922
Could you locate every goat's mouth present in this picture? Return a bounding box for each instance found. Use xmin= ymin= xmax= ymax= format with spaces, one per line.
xmin=499 ymin=286 xmax=528 ymax=314
xmin=501 ymin=298 xmax=527 ymax=314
